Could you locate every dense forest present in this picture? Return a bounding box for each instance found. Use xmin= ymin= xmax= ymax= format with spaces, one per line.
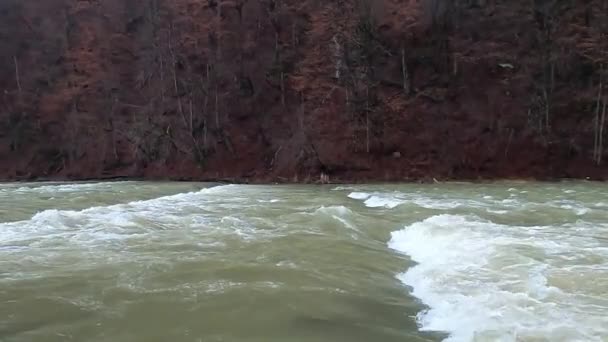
xmin=1 ymin=0 xmax=607 ymax=182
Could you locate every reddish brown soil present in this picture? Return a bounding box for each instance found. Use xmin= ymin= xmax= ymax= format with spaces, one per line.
xmin=1 ymin=0 xmax=607 ymax=183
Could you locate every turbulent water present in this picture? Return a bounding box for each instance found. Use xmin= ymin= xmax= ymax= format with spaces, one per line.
xmin=1 ymin=181 xmax=607 ymax=342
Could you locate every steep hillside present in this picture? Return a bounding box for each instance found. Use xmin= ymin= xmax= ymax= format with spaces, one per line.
xmin=1 ymin=0 xmax=607 ymax=182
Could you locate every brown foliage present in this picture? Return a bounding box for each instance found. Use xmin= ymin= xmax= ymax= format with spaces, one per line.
xmin=1 ymin=0 xmax=608 ymax=181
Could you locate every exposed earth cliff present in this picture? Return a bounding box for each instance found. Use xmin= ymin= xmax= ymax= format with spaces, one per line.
xmin=1 ymin=0 xmax=607 ymax=182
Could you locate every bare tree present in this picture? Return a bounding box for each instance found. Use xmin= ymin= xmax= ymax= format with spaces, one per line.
xmin=401 ymin=44 xmax=410 ymax=94
xmin=599 ymin=101 xmax=607 ymax=165
xmin=13 ymin=56 xmax=21 ymax=98
xmin=422 ymin=0 xmax=454 ymax=72
xmin=532 ymin=0 xmax=573 ymax=132
xmin=235 ymin=0 xmax=248 ymax=25
xmin=594 ymin=68 xmax=603 ymax=163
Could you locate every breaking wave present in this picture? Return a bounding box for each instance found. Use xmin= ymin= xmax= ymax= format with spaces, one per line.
xmin=388 ymin=214 xmax=608 ymax=341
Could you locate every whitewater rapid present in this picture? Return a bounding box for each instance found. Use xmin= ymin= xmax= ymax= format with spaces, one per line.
xmin=1 ymin=181 xmax=607 ymax=342
xmin=347 ymin=187 xmax=608 ymax=342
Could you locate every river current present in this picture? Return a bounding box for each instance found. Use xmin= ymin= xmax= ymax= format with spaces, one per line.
xmin=1 ymin=181 xmax=607 ymax=341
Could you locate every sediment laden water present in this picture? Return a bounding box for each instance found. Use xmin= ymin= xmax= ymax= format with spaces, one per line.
xmin=1 ymin=181 xmax=607 ymax=341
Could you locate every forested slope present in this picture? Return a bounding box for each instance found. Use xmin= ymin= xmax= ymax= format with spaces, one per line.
xmin=1 ymin=0 xmax=607 ymax=181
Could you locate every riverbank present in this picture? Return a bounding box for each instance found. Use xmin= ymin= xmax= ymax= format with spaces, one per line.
xmin=2 ymin=1 xmax=608 ymax=184
xmin=0 ymin=168 xmax=605 ymax=184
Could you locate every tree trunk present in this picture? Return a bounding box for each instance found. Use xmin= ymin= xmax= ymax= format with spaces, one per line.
xmin=189 ymin=98 xmax=194 ymax=133
xmin=345 ymin=88 xmax=350 ymax=107
xmin=203 ymin=117 xmax=208 ymax=151
xmin=292 ymin=22 xmax=298 ymax=47
xmin=169 ymin=28 xmax=184 ymax=120
xmin=215 ymin=85 xmax=220 ymax=130
xmin=280 ymin=71 xmax=285 ymax=106
xmin=366 ymin=111 xmax=370 ymax=154
xmin=159 ymin=49 xmax=165 ymax=103
xmin=543 ymin=88 xmax=550 ymax=132
xmin=594 ymin=74 xmax=603 ymax=162
xmin=332 ymin=35 xmax=341 ymax=80
xmin=216 ymin=2 xmax=222 ymax=60
xmin=546 ymin=61 xmax=555 ymax=132
xmin=275 ymin=31 xmax=280 ymax=60
xmin=599 ymin=101 xmax=607 ymax=165
xmin=366 ymin=86 xmax=370 ymax=154
xmin=14 ymin=56 xmax=21 ymax=97
xmin=401 ymin=46 xmax=410 ymax=94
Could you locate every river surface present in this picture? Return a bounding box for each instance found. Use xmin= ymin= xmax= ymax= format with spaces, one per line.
xmin=1 ymin=181 xmax=607 ymax=342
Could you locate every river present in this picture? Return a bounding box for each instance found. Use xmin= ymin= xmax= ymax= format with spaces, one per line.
xmin=1 ymin=181 xmax=607 ymax=341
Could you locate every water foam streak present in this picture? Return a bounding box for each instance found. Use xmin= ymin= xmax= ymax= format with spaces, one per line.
xmin=388 ymin=214 xmax=608 ymax=341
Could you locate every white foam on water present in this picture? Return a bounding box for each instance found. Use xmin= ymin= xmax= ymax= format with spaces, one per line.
xmin=348 ymin=192 xmax=372 ymax=200
xmin=388 ymin=214 xmax=608 ymax=342
xmin=0 ymin=184 xmax=286 ymax=281
xmin=314 ymin=205 xmax=354 ymax=216
xmin=253 ymin=281 xmax=284 ymax=289
xmin=486 ymin=209 xmax=508 ymax=214
xmin=349 ymin=191 xmax=409 ymax=209
xmin=0 ymin=185 xmax=237 ymax=247
xmin=220 ymin=215 xmax=280 ymax=241
xmin=8 ymin=181 xmax=134 ymax=194
xmin=256 ymin=199 xmax=281 ymax=203
xmin=332 ymin=186 xmax=356 ymax=191
xmin=549 ymin=200 xmax=591 ymax=216
xmin=120 ymin=278 xmax=278 ymax=297
xmin=205 ymin=281 xmax=246 ymax=294
xmin=349 ymin=191 xmax=476 ymax=210
xmin=570 ymin=206 xmax=590 ymax=216
xmin=312 ymin=206 xmax=360 ymax=236
xmin=364 ymin=195 xmax=406 ymax=209
xmin=412 ymin=198 xmax=463 ymax=210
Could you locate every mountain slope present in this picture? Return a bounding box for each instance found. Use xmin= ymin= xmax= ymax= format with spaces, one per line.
xmin=1 ymin=0 xmax=607 ymax=181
